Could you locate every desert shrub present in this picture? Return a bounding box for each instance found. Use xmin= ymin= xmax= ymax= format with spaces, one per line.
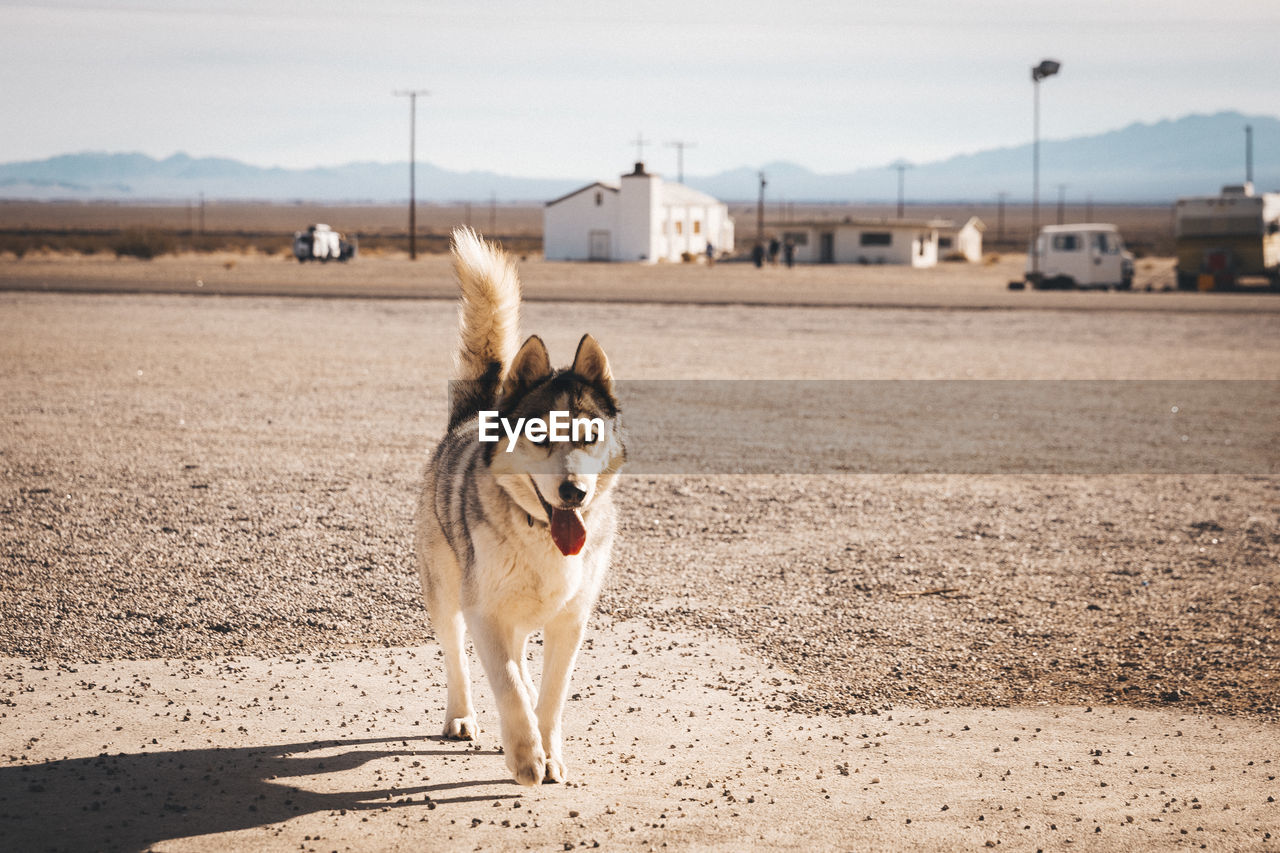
xmin=114 ymin=229 xmax=174 ymax=260
xmin=0 ymin=235 xmax=31 ymax=258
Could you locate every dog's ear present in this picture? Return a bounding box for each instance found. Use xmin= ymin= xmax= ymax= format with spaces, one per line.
xmin=571 ymin=333 xmax=613 ymax=393
xmin=502 ymin=335 xmax=552 ymax=396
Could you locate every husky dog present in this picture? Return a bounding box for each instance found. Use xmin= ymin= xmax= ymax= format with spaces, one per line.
xmin=415 ymin=228 xmax=625 ymax=786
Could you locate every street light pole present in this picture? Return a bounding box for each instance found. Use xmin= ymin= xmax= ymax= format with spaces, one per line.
xmin=393 ymin=89 xmax=429 ymax=259
xmin=1030 ymin=59 xmax=1060 ymax=280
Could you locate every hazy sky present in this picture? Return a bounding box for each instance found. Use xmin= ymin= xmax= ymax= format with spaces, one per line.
xmin=3 ymin=0 xmax=1277 ymax=178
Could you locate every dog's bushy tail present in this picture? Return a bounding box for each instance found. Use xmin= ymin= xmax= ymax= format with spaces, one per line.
xmin=448 ymin=227 xmax=521 ymax=429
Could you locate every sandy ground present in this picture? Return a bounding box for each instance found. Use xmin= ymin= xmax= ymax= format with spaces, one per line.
xmin=1 ymin=269 xmax=1278 ymax=849
xmin=5 ymin=250 xmax=1276 ymax=313
xmin=3 ymin=623 xmax=1277 ymax=852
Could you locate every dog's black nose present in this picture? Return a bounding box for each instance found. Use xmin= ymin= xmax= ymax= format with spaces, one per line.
xmin=558 ymin=480 xmax=587 ymax=505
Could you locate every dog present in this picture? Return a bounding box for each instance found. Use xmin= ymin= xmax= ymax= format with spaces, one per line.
xmin=415 ymin=228 xmax=625 ymax=786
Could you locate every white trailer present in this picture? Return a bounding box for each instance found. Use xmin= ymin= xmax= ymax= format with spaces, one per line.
xmin=1174 ymin=184 xmax=1280 ymax=291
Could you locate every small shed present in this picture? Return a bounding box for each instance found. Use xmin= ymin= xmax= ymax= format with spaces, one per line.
xmin=936 ymin=216 xmax=986 ymax=262
xmin=778 ymin=219 xmax=942 ymax=267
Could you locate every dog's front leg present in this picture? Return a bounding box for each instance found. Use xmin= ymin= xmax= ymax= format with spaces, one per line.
xmin=535 ymin=610 xmax=588 ymax=783
xmin=468 ymin=613 xmax=545 ymax=786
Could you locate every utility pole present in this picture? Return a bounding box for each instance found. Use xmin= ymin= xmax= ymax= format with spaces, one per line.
xmin=1056 ymin=183 xmax=1067 ymax=225
xmin=890 ymin=160 xmax=912 ymax=218
xmin=996 ymin=191 xmax=1007 ymax=243
xmin=756 ymin=171 xmax=767 ymax=244
xmin=1246 ymin=124 xmax=1253 ymax=185
xmin=666 ymin=140 xmax=696 ymax=183
xmin=393 ymin=88 xmax=429 ymax=259
xmin=198 ymin=191 xmax=205 ymax=235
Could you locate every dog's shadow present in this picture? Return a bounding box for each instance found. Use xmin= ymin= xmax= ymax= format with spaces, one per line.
xmin=0 ymin=735 xmax=515 ymax=852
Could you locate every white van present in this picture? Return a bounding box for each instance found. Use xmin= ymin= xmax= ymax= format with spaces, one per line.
xmin=1026 ymin=224 xmax=1134 ymax=289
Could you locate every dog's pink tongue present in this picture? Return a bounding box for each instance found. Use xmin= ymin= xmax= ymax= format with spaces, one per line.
xmin=550 ymin=508 xmax=586 ymax=556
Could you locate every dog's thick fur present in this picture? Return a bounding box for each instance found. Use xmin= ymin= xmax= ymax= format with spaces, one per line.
xmin=415 ymin=228 xmax=624 ymax=786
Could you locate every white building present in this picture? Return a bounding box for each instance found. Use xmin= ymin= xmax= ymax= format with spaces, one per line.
xmin=778 ymin=219 xmax=942 ymax=266
xmin=937 ymin=216 xmax=986 ymax=262
xmin=544 ymin=163 xmax=734 ymax=263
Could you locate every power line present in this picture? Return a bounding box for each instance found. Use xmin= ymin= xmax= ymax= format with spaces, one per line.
xmin=393 ymin=88 xmax=429 ymax=259
xmin=756 ymin=171 xmax=767 ymax=244
xmin=666 ymin=140 xmax=696 ymax=183
xmin=1246 ymin=124 xmax=1253 ymax=184
xmin=890 ymin=160 xmax=913 ymax=219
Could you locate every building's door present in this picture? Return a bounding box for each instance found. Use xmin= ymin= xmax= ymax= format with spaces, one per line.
xmin=819 ymin=232 xmax=835 ymax=263
xmin=589 ymin=230 xmax=611 ymax=261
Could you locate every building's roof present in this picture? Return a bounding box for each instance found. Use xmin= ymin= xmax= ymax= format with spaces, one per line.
xmin=937 ymin=216 xmax=987 ymax=234
xmin=544 ymin=169 xmax=727 ymax=209
xmin=544 ymin=181 xmax=619 ymax=208
xmin=661 ymin=182 xmax=724 ymax=208
xmin=1038 ymin=223 xmax=1120 ymax=233
xmin=782 ymin=218 xmax=945 ymax=230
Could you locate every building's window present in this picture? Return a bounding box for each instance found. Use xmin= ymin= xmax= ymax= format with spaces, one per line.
xmin=783 ymin=231 xmax=809 ymax=246
xmin=938 ymin=236 xmax=953 ymax=249
xmin=675 ymin=221 xmax=683 ymax=234
xmin=693 ymin=220 xmax=701 ymax=234
xmin=595 ymin=191 xmax=603 ymax=206
xmin=1051 ymin=233 xmax=1081 ymax=251
xmin=860 ymin=232 xmax=892 ymax=246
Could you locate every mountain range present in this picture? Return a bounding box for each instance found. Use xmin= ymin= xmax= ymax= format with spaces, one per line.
xmin=1 ymin=111 xmax=1273 ymax=204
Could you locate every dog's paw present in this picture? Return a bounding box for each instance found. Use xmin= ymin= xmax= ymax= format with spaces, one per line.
xmin=505 ymin=744 xmax=547 ymax=787
xmin=443 ymin=715 xmax=477 ymax=740
xmin=543 ymin=755 xmax=567 ymax=784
